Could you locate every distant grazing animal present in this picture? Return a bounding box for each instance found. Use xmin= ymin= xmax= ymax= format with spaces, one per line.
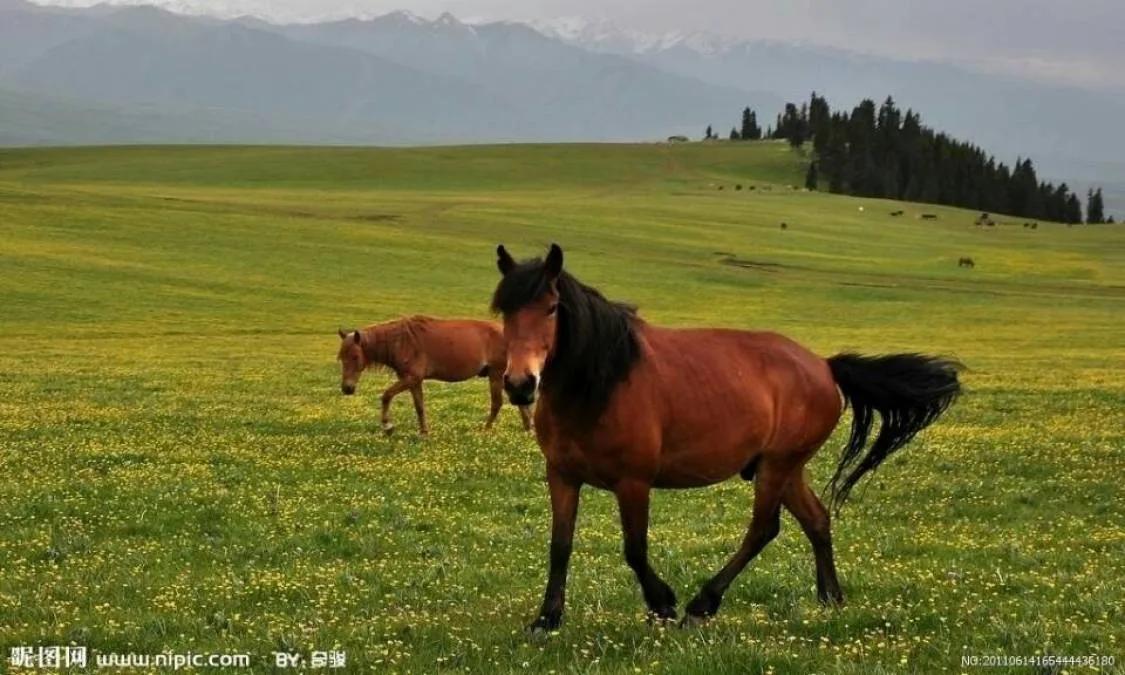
xmin=958 ymin=257 xmax=975 ymax=268
xmin=921 ymin=213 xmax=938 ymax=220
xmin=748 ymin=185 xmax=757 ymax=191
xmin=890 ymin=210 xmax=904 ymax=217
xmin=780 ymin=222 xmax=788 ymax=230
xmin=735 ymin=184 xmax=743 ymax=191
xmin=336 ymin=317 xmax=532 ymax=435
xmin=717 ymin=185 xmax=724 ymax=191
xmin=493 ymin=244 xmax=961 ymax=631
xmin=1031 ymin=222 xmax=1038 ymax=230
xmin=667 ymin=135 xmax=689 ymax=143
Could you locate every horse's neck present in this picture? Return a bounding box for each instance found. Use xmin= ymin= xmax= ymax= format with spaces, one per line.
xmin=363 ymin=321 xmax=418 ymax=369
xmin=361 ymin=327 xmax=394 ymax=368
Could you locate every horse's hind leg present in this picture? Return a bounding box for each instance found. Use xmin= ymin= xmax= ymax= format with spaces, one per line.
xmin=409 ymin=382 xmax=428 ymax=436
xmin=615 ymin=479 xmax=678 ymax=622
xmin=485 ymin=373 xmax=503 ymax=430
xmin=683 ymin=460 xmax=790 ymax=624
xmin=782 ymin=471 xmax=843 ymax=605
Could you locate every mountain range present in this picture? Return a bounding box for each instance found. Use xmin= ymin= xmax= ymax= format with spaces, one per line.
xmin=1 ymin=1 xmax=1123 ymax=213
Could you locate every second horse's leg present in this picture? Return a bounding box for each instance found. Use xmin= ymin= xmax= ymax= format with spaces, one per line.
xmin=409 ymin=382 xmax=428 ymax=436
xmin=485 ymin=373 xmax=503 ymax=430
xmin=380 ymin=378 xmax=413 ymax=435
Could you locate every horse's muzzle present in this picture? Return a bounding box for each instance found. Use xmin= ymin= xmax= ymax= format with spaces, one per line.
xmin=504 ymin=374 xmax=538 ymax=406
xmin=341 ymin=384 xmax=356 ymax=395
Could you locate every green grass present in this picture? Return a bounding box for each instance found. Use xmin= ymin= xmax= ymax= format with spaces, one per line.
xmin=0 ymin=141 xmax=1122 ymax=674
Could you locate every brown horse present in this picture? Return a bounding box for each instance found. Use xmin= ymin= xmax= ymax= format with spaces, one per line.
xmin=337 ymin=316 xmax=532 ymax=435
xmin=492 ymin=244 xmax=961 ymax=631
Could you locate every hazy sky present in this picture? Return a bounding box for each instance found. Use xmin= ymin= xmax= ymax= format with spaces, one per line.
xmin=39 ymin=0 xmax=1125 ymax=90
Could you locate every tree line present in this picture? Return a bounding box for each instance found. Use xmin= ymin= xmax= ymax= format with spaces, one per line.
xmin=716 ymin=94 xmax=1114 ymax=224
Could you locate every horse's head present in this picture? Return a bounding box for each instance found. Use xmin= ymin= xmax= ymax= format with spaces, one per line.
xmin=336 ymin=328 xmax=366 ymax=395
xmin=491 ymin=243 xmax=564 ymax=405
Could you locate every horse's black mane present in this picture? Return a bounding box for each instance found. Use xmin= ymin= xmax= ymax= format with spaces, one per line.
xmin=492 ymin=256 xmax=641 ymax=421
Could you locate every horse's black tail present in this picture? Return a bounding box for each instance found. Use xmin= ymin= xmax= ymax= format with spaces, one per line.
xmin=826 ymin=353 xmax=962 ymax=511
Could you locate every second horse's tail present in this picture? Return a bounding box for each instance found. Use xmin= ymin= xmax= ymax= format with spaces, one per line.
xmin=826 ymin=353 xmax=962 ymax=511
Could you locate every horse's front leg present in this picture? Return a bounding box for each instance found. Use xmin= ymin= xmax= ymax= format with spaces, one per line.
xmin=614 ymin=478 xmax=678 ymax=621
xmin=529 ymin=469 xmax=580 ymax=633
xmin=379 ymin=378 xmax=414 ymax=435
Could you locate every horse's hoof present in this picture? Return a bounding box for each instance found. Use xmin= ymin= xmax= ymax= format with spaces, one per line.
xmin=679 ymin=613 xmax=709 ymax=629
xmin=382 ymin=423 xmax=395 ymax=436
xmin=526 ymin=613 xmax=562 ymax=635
xmin=684 ymin=588 xmax=720 ymax=618
xmin=646 ymin=607 xmax=678 ymax=625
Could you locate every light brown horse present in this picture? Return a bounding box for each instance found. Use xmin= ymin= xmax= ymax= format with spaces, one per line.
xmin=337 ymin=316 xmax=532 ymax=435
xmin=492 ymin=244 xmax=961 ymax=631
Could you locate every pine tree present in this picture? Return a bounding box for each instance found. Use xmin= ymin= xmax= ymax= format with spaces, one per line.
xmin=1065 ymin=193 xmax=1083 ymax=224
xmin=1087 ymin=187 xmax=1105 ymax=223
xmin=740 ymin=107 xmax=753 ymax=140
xmin=729 ymin=127 xmax=740 ymax=140
xmin=809 ymin=92 xmax=831 ymax=153
xmin=805 ymin=162 xmax=818 ymax=190
xmin=705 ymin=125 xmax=713 ymax=140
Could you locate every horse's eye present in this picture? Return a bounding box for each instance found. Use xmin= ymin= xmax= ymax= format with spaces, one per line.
xmin=547 ymin=304 xmax=558 ymax=316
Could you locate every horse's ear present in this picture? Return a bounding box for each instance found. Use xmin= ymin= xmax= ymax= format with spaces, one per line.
xmin=496 ymin=244 xmax=516 ymax=276
xmin=544 ymin=243 xmax=563 ymax=281
xmin=352 ymin=331 xmax=362 ymax=344
xmin=338 ymin=328 xmax=347 ymax=339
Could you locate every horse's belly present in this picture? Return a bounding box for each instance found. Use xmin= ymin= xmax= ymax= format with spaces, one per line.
xmin=424 ymin=342 xmax=490 ymax=381
xmin=653 ymin=429 xmax=766 ymax=488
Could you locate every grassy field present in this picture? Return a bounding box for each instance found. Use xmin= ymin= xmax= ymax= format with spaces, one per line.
xmin=0 ymin=142 xmax=1122 ymax=674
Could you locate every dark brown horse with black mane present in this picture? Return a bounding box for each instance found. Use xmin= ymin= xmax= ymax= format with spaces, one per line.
xmin=492 ymin=244 xmax=961 ymax=631
xmin=337 ymin=316 xmax=532 ymax=435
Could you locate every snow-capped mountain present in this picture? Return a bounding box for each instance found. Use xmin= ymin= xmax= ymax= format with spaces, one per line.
xmin=529 ymin=16 xmax=741 ymax=56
